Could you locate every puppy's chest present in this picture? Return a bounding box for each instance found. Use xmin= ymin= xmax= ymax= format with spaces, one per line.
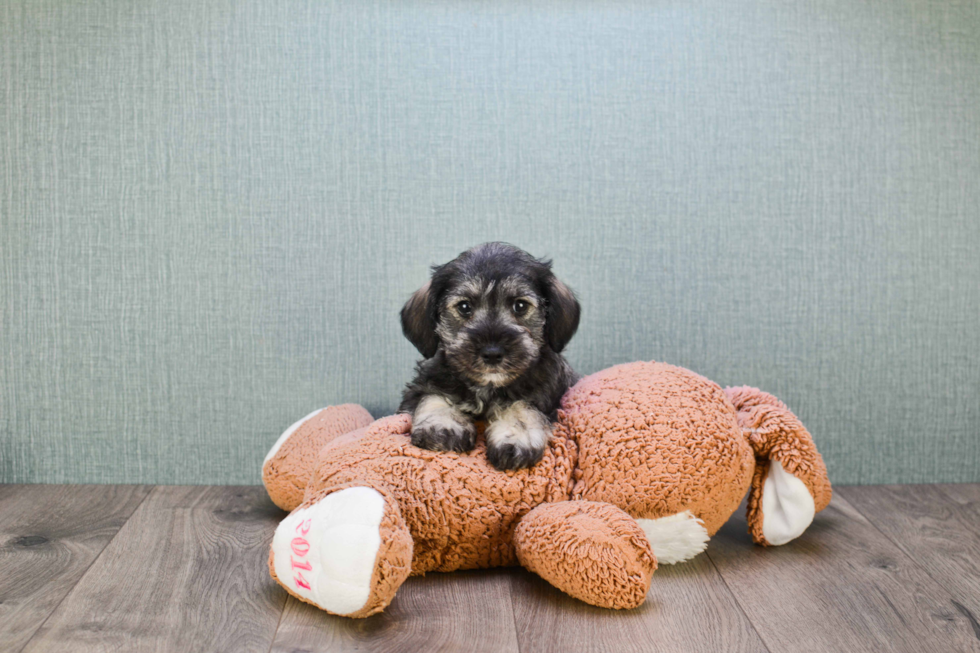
xmin=455 ymin=386 xmax=499 ymax=418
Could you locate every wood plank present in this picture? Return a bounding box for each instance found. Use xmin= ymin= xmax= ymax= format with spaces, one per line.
xmin=510 ymin=555 xmax=769 ymax=653
xmin=706 ymin=494 xmax=980 ymax=653
xmin=0 ymin=484 xmax=151 ymax=653
xmin=21 ymin=486 xmax=286 ymax=653
xmin=839 ymin=484 xmax=980 ymax=635
xmin=270 ymin=568 xmax=520 ymax=653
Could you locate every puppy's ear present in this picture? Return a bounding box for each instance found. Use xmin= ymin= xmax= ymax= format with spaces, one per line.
xmin=543 ymin=274 xmax=581 ymax=353
xmin=401 ymin=278 xmax=440 ymax=358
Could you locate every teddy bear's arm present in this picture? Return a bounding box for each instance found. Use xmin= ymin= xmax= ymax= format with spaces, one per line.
xmin=512 ymin=501 xmax=657 ymax=610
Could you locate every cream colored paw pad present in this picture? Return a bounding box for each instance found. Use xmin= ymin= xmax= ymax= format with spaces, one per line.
xmin=272 ymin=487 xmax=385 ymax=615
xmin=761 ymin=460 xmax=815 ymax=545
xmin=636 ymin=510 xmax=710 ymax=564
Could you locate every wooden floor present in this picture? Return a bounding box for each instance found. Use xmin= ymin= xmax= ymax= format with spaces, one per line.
xmin=2 ymin=484 xmax=979 ymax=653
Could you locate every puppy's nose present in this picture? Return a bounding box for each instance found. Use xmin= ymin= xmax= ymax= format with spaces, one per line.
xmin=480 ymin=344 xmax=505 ymax=365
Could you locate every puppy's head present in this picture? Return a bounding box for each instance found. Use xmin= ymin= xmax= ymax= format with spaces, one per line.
xmin=401 ymin=242 xmax=580 ymax=387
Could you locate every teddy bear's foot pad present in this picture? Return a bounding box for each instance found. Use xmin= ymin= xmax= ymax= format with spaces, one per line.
xmin=271 ymin=487 xmax=386 ymax=616
xmin=761 ymin=460 xmax=815 ymax=545
xmin=635 ymin=511 xmax=709 ymax=564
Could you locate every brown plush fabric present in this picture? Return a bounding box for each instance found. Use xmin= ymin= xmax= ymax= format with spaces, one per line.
xmin=262 ymin=404 xmax=374 ymax=511
xmin=265 ymin=360 xmax=832 ymax=614
xmin=514 ymin=501 xmax=656 ymax=609
xmin=725 ymin=386 xmax=833 ymax=545
xmin=746 ymin=458 xmax=773 ymax=546
xmin=302 ymin=414 xmax=577 ymax=573
xmin=564 ymin=362 xmax=755 ymax=535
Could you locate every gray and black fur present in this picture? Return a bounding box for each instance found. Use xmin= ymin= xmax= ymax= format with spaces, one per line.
xmin=398 ymin=242 xmax=581 ymax=471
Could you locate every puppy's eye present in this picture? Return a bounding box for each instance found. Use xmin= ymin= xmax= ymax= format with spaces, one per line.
xmin=513 ymin=299 xmax=530 ymax=316
xmin=457 ymin=301 xmax=473 ymax=317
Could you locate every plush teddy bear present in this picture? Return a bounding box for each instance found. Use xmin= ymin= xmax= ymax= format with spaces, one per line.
xmin=262 ymin=361 xmax=831 ymax=617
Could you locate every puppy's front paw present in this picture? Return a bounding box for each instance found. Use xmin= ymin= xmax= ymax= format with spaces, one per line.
xmin=486 ymin=441 xmax=544 ymax=471
xmin=485 ymin=401 xmax=551 ymax=471
xmin=410 ymin=395 xmax=477 ymax=453
xmin=411 ymin=420 xmax=476 ymax=453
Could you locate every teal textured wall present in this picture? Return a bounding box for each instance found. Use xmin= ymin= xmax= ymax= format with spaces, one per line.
xmin=2 ymin=0 xmax=978 ymax=485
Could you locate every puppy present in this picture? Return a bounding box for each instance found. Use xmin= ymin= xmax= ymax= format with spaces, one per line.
xmin=398 ymin=242 xmax=581 ymax=471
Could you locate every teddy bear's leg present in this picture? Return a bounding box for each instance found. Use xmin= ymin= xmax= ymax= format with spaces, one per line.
xmin=262 ymin=404 xmax=375 ymax=511
xmin=512 ymin=501 xmax=657 ymax=610
xmin=268 ymin=482 xmax=413 ymax=618
xmin=725 ymin=386 xmax=833 ymax=546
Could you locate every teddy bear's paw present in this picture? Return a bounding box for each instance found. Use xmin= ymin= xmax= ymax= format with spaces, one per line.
xmin=759 ymin=460 xmax=815 ymax=545
xmin=635 ymin=511 xmax=710 ymax=564
xmin=270 ymin=487 xmax=411 ymax=617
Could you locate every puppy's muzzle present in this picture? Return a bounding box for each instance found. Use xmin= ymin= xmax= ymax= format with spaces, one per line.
xmin=479 ymin=344 xmax=505 ymax=366
xmin=470 ymin=323 xmax=524 ymax=368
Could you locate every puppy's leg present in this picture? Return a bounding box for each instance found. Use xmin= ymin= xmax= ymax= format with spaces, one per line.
xmin=485 ymin=401 xmax=551 ymax=471
xmin=410 ymin=394 xmax=477 ymax=453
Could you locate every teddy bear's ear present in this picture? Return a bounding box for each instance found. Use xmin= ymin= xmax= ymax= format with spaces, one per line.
xmin=262 ymin=404 xmax=374 ymax=511
xmin=400 ymin=275 xmax=442 ymax=359
xmin=543 ymin=274 xmax=581 ymax=354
